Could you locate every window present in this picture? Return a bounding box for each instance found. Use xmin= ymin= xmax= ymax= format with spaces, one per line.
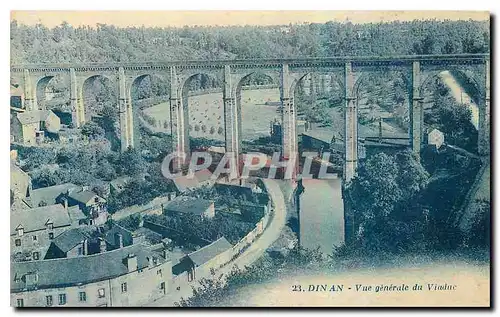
xmin=157 ymin=269 xmax=162 ymax=276
xmin=17 ymin=228 xmax=24 ymax=236
xmin=48 ymin=232 xmax=54 ymax=240
xmin=58 ymin=294 xmax=66 ymax=305
xmin=15 ymin=239 xmax=21 ymax=247
xmin=98 ymin=288 xmax=105 ymax=298
xmin=47 ymin=223 xmax=53 ymax=230
xmin=32 ymin=235 xmax=37 ymax=242
xmin=32 ymin=252 xmax=39 ymax=260
xmin=121 ymin=282 xmax=128 ymax=293
xmin=46 ymin=295 xmax=53 ymax=307
xmin=79 ymin=291 xmax=86 ymax=302
xmin=77 ymin=247 xmax=84 ymax=255
xmin=16 ymin=298 xmax=24 ymax=307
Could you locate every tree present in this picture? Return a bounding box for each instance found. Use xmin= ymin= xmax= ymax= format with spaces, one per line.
xmin=16 ymin=146 xmax=57 ymax=171
xmin=81 ymin=121 xmax=105 ymax=139
xmin=99 ymin=104 xmax=118 ymax=126
xmin=118 ymin=148 xmax=146 ymax=177
xmin=425 ymin=94 xmax=478 ymax=152
xmin=344 ymin=150 xmax=430 ymax=253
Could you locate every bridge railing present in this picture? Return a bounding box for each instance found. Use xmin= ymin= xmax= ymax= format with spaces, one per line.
xmin=10 ymin=54 xmax=489 ymax=71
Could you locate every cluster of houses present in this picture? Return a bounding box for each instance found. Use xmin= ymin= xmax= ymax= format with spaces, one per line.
xmin=10 ymin=156 xmax=271 ymax=307
xmin=10 ymin=86 xmax=81 ymax=146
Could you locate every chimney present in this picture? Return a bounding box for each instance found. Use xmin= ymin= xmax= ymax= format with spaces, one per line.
xmin=25 ymin=273 xmax=38 ymax=288
xmin=126 ymin=254 xmax=138 ymax=272
xmin=115 ymin=233 xmax=123 ymax=248
xmin=83 ymin=239 xmax=89 ymax=255
xmin=99 ymin=237 xmax=106 ymax=253
xmin=147 ymin=256 xmax=153 ymax=267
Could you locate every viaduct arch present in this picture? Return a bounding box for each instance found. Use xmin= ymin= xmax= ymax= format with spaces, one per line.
xmin=11 ymin=54 xmax=490 ymax=182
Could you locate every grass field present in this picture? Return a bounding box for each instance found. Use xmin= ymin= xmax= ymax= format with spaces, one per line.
xmin=142 ymin=88 xmax=282 ymax=141
xmin=142 ymin=87 xmax=409 ymax=144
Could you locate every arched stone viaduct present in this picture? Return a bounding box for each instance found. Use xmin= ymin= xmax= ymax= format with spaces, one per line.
xmin=11 ymin=54 xmax=490 ymax=182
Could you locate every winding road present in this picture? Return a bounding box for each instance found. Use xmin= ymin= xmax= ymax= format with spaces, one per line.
xmin=147 ymin=178 xmax=287 ymax=307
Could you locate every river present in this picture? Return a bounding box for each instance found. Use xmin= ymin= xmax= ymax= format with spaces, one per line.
xmin=298 ymin=178 xmax=345 ymax=255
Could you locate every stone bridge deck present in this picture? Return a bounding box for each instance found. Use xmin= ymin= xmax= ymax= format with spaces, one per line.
xmin=11 ymin=53 xmax=489 ymax=71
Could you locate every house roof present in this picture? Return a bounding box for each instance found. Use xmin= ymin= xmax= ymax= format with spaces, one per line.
xmin=172 ymin=176 xmax=199 ymax=192
xmin=110 ymin=176 xmax=131 ymax=191
xmin=194 ymin=169 xmax=213 ymax=183
xmin=67 ymin=205 xmax=87 ymax=222
xmin=10 ymin=85 xmax=23 ymax=96
xmin=11 ymin=204 xmax=71 ymax=235
xmin=11 ymin=243 xmax=168 ymax=292
xmin=104 ymin=224 xmax=133 ymax=249
xmin=16 ymin=110 xmax=52 ymax=125
xmin=171 ymin=169 xmax=213 ymax=192
xmin=214 ymin=183 xmax=254 ymax=200
xmin=52 ymin=228 xmax=92 ymax=253
xmin=16 ymin=110 xmax=61 ymax=133
xmin=187 ymin=237 xmax=233 ymax=267
xmin=165 ymin=196 xmax=213 ymax=216
xmin=25 ymin=183 xmax=80 ymax=208
xmin=68 ymin=189 xmax=105 ymax=205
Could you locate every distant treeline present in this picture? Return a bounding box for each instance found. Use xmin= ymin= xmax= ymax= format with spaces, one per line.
xmin=10 ymin=19 xmax=489 ymax=64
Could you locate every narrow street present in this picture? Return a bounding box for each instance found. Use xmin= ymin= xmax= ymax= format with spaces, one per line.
xmin=147 ymin=178 xmax=287 ymax=306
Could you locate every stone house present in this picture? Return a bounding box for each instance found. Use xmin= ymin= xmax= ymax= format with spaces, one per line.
xmin=24 ymin=183 xmax=108 ymax=226
xmin=173 ymin=237 xmax=233 ymax=282
xmin=11 ymin=204 xmax=73 ymax=262
xmin=44 ymin=228 xmax=96 ymax=259
xmin=24 ymin=183 xmax=80 ymax=208
xmin=11 ymin=243 xmax=172 ymax=307
xmin=10 ymin=161 xmax=32 ymax=208
xmin=11 ymin=110 xmax=61 ymax=145
xmin=44 ymin=224 xmax=134 ymax=260
xmin=214 ymin=183 xmax=271 ymax=221
xmin=63 ymin=188 xmax=108 ymax=226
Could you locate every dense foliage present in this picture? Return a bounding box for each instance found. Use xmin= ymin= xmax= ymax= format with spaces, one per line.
xmin=344 ymin=151 xmax=430 ymax=254
xmin=13 ymin=143 xmax=174 ymax=212
xmin=144 ymin=212 xmax=254 ymax=245
xmin=343 ymin=147 xmax=487 ymax=255
xmin=11 ymin=20 xmax=489 ymax=64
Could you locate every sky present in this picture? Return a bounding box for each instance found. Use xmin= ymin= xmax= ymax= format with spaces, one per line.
xmin=11 ymin=11 xmax=489 ymax=28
